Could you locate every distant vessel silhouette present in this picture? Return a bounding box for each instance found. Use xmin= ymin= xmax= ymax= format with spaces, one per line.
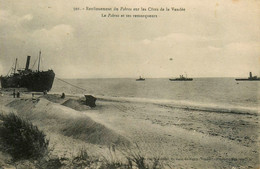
xmin=136 ymin=76 xmax=145 ymax=81
xmin=169 ymin=74 xmax=193 ymax=81
xmin=235 ymin=72 xmax=260 ymax=81
xmin=0 ymin=51 xmax=55 ymax=92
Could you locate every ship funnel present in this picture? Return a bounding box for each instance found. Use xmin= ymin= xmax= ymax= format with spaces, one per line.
xmin=249 ymin=72 xmax=252 ymax=78
xmin=25 ymin=56 xmax=31 ymax=70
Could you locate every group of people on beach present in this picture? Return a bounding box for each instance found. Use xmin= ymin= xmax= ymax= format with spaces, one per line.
xmin=9 ymin=88 xmax=67 ymax=101
xmin=12 ymin=89 xmax=20 ymax=98
xmin=11 ymin=89 xmax=50 ymax=98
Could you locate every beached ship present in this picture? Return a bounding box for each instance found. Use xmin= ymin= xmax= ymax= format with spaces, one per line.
xmin=0 ymin=52 xmax=55 ymax=92
xmin=169 ymin=74 xmax=193 ymax=81
xmin=136 ymin=76 xmax=145 ymax=81
xmin=235 ymin=72 xmax=260 ymax=81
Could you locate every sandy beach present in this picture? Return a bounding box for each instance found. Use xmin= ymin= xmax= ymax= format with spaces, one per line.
xmin=0 ymin=90 xmax=259 ymax=168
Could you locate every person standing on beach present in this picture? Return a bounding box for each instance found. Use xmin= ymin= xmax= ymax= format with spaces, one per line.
xmin=13 ymin=89 xmax=16 ymax=98
xmin=17 ymin=91 xmax=20 ymax=98
xmin=61 ymin=93 xmax=65 ymax=99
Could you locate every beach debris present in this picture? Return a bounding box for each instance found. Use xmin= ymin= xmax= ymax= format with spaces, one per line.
xmin=84 ymin=95 xmax=97 ymax=107
xmin=61 ymin=93 xmax=65 ymax=99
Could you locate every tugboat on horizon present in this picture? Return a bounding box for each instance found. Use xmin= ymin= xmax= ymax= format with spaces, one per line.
xmin=235 ymin=72 xmax=260 ymax=81
xmin=136 ymin=76 xmax=145 ymax=81
xmin=169 ymin=74 xmax=193 ymax=81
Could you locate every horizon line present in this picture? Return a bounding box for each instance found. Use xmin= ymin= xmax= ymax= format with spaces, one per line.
xmin=58 ymin=77 xmax=245 ymax=80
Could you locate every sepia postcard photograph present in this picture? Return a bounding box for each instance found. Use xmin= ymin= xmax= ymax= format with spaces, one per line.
xmin=0 ymin=0 xmax=259 ymax=168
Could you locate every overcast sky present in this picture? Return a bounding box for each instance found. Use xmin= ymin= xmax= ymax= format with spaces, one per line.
xmin=0 ymin=0 xmax=259 ymax=78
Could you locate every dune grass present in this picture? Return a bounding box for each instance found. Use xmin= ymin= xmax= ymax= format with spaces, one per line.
xmin=0 ymin=112 xmax=49 ymax=161
xmin=100 ymin=144 xmax=163 ymax=169
xmin=0 ymin=112 xmax=165 ymax=168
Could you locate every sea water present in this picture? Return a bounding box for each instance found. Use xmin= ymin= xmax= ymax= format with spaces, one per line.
xmin=51 ymin=78 xmax=259 ymax=113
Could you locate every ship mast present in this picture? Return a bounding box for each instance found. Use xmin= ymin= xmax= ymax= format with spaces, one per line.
xmin=38 ymin=50 xmax=41 ymax=72
xmin=13 ymin=58 xmax=17 ymax=74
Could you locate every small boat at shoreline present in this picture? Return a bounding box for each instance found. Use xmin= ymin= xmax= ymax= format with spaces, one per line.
xmin=136 ymin=76 xmax=145 ymax=81
xmin=169 ymin=74 xmax=193 ymax=81
xmin=235 ymin=72 xmax=260 ymax=81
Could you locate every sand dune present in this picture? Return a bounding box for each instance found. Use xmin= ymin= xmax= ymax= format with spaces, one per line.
xmin=5 ymin=98 xmax=129 ymax=146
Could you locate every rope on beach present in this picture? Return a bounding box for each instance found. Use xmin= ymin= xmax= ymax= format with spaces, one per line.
xmin=55 ymin=77 xmax=129 ymax=113
xmin=55 ymin=77 xmax=87 ymax=92
xmin=55 ymin=77 xmax=131 ymax=114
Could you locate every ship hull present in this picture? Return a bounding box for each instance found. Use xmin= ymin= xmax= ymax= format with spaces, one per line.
xmin=169 ymin=78 xmax=193 ymax=81
xmin=0 ymin=70 xmax=55 ymax=92
xmin=235 ymin=79 xmax=260 ymax=81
